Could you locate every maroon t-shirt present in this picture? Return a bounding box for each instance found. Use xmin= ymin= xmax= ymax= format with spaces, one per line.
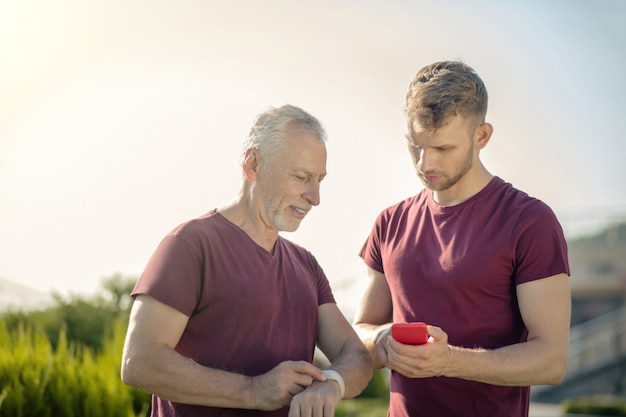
xmin=360 ymin=177 xmax=569 ymax=417
xmin=132 ymin=210 xmax=335 ymax=417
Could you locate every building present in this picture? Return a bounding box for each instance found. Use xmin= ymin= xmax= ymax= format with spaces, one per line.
xmin=532 ymin=214 xmax=626 ymax=402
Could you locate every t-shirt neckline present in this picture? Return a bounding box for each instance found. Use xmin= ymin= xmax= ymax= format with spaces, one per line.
xmin=211 ymin=209 xmax=281 ymax=258
xmin=426 ymin=176 xmax=502 ymax=213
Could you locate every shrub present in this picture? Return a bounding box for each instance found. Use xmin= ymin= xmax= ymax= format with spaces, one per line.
xmin=357 ymin=369 xmax=390 ymax=400
xmin=0 ymin=318 xmax=150 ymax=417
xmin=336 ymin=398 xmax=389 ymax=417
xmin=562 ymin=395 xmax=626 ymax=416
xmin=1 ymin=274 xmax=136 ymax=353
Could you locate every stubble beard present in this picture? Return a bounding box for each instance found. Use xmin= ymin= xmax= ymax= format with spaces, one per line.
xmin=420 ymin=145 xmax=474 ymax=192
xmin=272 ymin=211 xmax=300 ymax=233
xmin=264 ymin=202 xmax=301 ymax=233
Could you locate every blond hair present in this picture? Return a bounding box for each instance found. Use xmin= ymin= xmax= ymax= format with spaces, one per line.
xmin=406 ymin=61 xmax=488 ymax=131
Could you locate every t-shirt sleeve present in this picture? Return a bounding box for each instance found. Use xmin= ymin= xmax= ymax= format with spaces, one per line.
xmin=513 ymin=202 xmax=570 ymax=285
xmin=359 ymin=213 xmax=385 ymax=274
xmin=131 ymin=233 xmax=203 ymax=317
xmin=312 ymin=255 xmax=336 ymax=306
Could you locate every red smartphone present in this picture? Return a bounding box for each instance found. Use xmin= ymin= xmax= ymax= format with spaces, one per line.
xmin=391 ymin=322 xmax=429 ymax=345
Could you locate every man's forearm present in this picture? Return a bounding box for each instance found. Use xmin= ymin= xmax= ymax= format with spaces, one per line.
xmin=122 ymin=343 xmax=254 ymax=408
xmin=327 ymin=338 xmax=374 ymax=398
xmin=444 ymin=338 xmax=568 ymax=386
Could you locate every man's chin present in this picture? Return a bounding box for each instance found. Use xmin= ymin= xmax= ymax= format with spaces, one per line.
xmin=420 ymin=177 xmax=454 ymax=192
xmin=278 ymin=220 xmax=302 ymax=233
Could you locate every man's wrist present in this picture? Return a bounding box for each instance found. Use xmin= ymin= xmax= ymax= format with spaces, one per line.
xmin=322 ymin=370 xmax=345 ymax=398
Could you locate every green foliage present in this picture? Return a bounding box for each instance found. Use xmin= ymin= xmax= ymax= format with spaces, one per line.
xmin=336 ymin=398 xmax=389 ymax=417
xmin=100 ymin=272 xmax=136 ymax=311
xmin=1 ymin=274 xmax=137 ymax=352
xmin=335 ymin=369 xmax=390 ymax=416
xmin=0 ymin=274 xmax=150 ymax=417
xmin=562 ymin=395 xmax=626 ymax=416
xmin=357 ymin=369 xmax=390 ymax=400
xmin=0 ymin=317 xmax=150 ymax=417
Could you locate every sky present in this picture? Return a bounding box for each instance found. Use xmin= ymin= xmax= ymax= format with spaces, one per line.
xmin=1 ymin=0 xmax=625 ymax=312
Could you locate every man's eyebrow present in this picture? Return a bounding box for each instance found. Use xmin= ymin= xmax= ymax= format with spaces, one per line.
xmin=291 ymin=168 xmax=312 ymax=175
xmin=291 ymin=168 xmax=327 ymax=178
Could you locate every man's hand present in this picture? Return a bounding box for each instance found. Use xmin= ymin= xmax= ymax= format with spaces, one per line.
xmin=373 ymin=326 xmax=393 ymax=366
xmin=251 ymin=361 xmax=326 ymax=411
xmin=288 ymin=378 xmax=342 ymax=417
xmin=383 ymin=325 xmax=452 ymax=378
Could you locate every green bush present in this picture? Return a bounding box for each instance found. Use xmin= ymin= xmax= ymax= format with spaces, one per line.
xmin=334 ymin=369 xmax=390 ymax=416
xmin=336 ymin=398 xmax=389 ymax=417
xmin=0 ymin=318 xmax=150 ymax=417
xmin=563 ymin=395 xmax=626 ymax=416
xmin=357 ymin=369 xmax=390 ymax=400
xmin=1 ymin=274 xmax=136 ymax=353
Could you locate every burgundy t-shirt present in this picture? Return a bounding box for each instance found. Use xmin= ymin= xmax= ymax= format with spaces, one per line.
xmin=359 ymin=177 xmax=569 ymax=417
xmin=132 ymin=210 xmax=335 ymax=417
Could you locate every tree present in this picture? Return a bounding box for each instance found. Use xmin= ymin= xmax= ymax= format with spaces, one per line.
xmin=100 ymin=273 xmax=137 ymax=312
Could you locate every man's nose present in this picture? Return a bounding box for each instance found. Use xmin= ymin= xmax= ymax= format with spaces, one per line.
xmin=304 ymin=182 xmax=321 ymax=206
xmin=418 ymin=149 xmax=435 ymax=172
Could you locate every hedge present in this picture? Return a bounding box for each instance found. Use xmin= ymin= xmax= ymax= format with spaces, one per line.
xmin=0 ymin=318 xmax=150 ymax=417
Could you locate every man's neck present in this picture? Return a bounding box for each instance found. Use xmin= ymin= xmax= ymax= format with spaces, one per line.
xmin=432 ymin=168 xmax=493 ymax=207
xmin=218 ymin=200 xmax=279 ymax=253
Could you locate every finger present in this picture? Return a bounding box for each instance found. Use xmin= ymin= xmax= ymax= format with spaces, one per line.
xmin=288 ymin=403 xmax=301 ymax=417
xmin=387 ymin=335 xmax=406 ymax=352
xmin=290 ymin=361 xmax=325 ymax=381
xmin=301 ymin=405 xmax=313 ymax=417
xmin=312 ymin=405 xmax=324 ymax=417
xmin=292 ymin=373 xmax=314 ymax=390
xmin=289 ymin=383 xmax=308 ymax=396
xmin=289 ymin=399 xmax=313 ymax=417
xmin=387 ymin=334 xmax=399 ymax=348
xmin=322 ymin=404 xmax=336 ymax=417
xmin=290 ymin=392 xmax=320 ymax=417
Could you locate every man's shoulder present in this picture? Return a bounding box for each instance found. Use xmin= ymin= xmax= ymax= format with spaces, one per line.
xmin=494 ymin=179 xmax=552 ymax=211
xmin=489 ymin=178 xmax=559 ymax=226
xmin=380 ymin=191 xmax=427 ymax=216
xmin=165 ymin=210 xmax=224 ymax=239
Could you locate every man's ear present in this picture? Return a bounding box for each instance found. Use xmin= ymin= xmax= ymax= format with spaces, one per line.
xmin=475 ymin=123 xmax=493 ymax=150
xmin=242 ymin=148 xmax=260 ymax=182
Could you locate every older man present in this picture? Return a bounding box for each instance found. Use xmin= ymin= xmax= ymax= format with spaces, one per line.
xmin=122 ymin=104 xmax=372 ymax=417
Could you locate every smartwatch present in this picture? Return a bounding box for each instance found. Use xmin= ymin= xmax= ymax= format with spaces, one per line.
xmin=322 ymin=369 xmax=345 ymax=398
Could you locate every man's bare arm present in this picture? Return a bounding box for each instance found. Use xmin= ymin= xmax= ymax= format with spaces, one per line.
xmin=121 ymin=295 xmax=324 ymax=410
xmin=315 ymin=303 xmax=373 ymax=398
xmin=441 ymin=273 xmax=571 ymax=385
xmin=383 ymin=273 xmax=571 ymax=386
xmin=352 ymin=267 xmax=394 ymax=369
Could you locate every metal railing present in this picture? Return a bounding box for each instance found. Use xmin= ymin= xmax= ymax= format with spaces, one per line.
xmin=566 ymin=305 xmax=626 ymax=377
xmin=532 ymin=305 xmax=626 ymax=402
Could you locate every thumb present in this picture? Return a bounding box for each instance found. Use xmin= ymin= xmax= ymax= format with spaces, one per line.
xmin=426 ymin=325 xmax=448 ymax=344
xmin=293 ymin=361 xmax=326 ymax=381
